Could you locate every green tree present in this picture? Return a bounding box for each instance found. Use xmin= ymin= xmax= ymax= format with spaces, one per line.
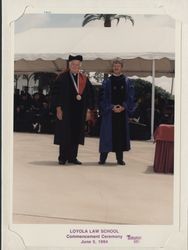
xmin=82 ymin=14 xmax=134 ymax=27
xmin=133 ymin=79 xmax=172 ymax=101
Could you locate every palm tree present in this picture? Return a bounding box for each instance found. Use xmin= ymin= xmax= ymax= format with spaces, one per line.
xmin=82 ymin=14 xmax=134 ymax=27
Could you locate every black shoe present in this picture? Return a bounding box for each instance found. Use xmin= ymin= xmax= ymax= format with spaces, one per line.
xmin=117 ymin=160 xmax=126 ymax=166
xmin=68 ymin=159 xmax=82 ymax=165
xmin=58 ymin=160 xmax=66 ymax=165
xmin=98 ymin=161 xmax=105 ymax=165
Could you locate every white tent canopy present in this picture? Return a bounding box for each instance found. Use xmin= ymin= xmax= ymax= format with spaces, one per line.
xmin=14 ymin=26 xmax=175 ymax=138
xmin=14 ymin=26 xmax=175 ymax=77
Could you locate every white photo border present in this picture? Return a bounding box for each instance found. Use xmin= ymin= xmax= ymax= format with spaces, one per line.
xmin=2 ymin=0 xmax=188 ymax=249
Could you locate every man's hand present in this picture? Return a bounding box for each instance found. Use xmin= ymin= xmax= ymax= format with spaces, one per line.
xmin=112 ymin=105 xmax=125 ymax=113
xmin=56 ymin=107 xmax=63 ymax=120
xmin=86 ymin=109 xmax=91 ymax=121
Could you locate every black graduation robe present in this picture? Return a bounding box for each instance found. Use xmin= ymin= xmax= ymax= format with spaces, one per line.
xmin=51 ymin=70 xmax=94 ymax=146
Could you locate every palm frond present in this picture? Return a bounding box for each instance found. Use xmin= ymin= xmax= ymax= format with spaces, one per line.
xmin=109 ymin=14 xmax=117 ymax=20
xmin=114 ymin=15 xmax=135 ymax=26
xmin=82 ymin=14 xmax=135 ymax=27
xmin=113 ymin=17 xmax=120 ymax=25
xmin=82 ymin=16 xmax=101 ymax=26
xmin=84 ymin=14 xmax=99 ymax=19
xmin=82 ymin=14 xmax=101 ymax=26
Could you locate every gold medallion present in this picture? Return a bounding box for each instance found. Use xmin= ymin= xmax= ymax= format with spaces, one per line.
xmin=76 ymin=94 xmax=82 ymax=101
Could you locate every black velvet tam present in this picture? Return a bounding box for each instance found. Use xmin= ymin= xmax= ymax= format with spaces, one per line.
xmin=68 ymin=55 xmax=83 ymax=62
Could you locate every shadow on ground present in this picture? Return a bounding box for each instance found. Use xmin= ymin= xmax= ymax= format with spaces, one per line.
xmin=29 ymin=161 xmax=120 ymax=167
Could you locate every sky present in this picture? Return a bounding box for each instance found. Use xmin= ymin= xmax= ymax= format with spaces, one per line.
xmin=15 ymin=14 xmax=175 ymax=33
xmin=15 ymin=14 xmax=175 ymax=94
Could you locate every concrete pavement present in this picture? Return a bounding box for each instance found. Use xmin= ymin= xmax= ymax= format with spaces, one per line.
xmin=13 ymin=133 xmax=173 ymax=224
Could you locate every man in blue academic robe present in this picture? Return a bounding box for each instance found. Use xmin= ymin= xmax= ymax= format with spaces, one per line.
xmin=99 ymin=59 xmax=135 ymax=165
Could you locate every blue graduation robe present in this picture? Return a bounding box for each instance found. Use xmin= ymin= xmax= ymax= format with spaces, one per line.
xmin=99 ymin=75 xmax=135 ymax=153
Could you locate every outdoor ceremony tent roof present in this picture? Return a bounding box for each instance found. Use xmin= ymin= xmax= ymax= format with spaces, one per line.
xmin=14 ymin=26 xmax=175 ymax=77
xmin=14 ymin=25 xmax=175 ymax=139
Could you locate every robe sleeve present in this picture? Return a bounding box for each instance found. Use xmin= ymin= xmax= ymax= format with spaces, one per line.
xmin=122 ymin=78 xmax=135 ymax=117
xmin=50 ymin=74 xmax=65 ymax=111
xmin=99 ymin=80 xmax=114 ymax=115
xmin=85 ymin=78 xmax=95 ymax=110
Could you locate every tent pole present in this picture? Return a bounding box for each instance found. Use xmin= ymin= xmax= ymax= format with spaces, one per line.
xmin=171 ymin=77 xmax=174 ymax=95
xmin=151 ymin=59 xmax=155 ymax=140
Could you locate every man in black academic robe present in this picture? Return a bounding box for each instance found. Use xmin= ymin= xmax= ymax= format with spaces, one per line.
xmin=51 ymin=55 xmax=94 ymax=165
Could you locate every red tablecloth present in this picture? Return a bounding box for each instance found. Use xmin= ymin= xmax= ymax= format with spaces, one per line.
xmin=153 ymin=124 xmax=174 ymax=173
